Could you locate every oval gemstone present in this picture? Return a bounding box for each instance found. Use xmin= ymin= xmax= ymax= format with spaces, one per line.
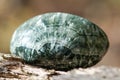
xmin=10 ymin=12 xmax=109 ymax=71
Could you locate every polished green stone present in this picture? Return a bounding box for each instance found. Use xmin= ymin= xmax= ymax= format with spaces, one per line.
xmin=10 ymin=12 xmax=109 ymax=71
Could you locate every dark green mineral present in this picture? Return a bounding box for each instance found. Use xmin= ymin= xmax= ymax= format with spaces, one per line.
xmin=10 ymin=12 xmax=109 ymax=71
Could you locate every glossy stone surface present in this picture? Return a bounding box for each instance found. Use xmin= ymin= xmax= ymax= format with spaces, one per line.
xmin=10 ymin=12 xmax=109 ymax=71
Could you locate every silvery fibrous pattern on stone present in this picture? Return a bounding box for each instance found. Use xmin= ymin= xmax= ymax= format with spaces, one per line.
xmin=10 ymin=12 xmax=109 ymax=71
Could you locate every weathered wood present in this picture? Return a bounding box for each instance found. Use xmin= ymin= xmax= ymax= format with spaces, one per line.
xmin=0 ymin=53 xmax=120 ymax=80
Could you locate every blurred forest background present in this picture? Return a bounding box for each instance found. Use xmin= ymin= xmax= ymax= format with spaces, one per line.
xmin=0 ymin=0 xmax=120 ymax=67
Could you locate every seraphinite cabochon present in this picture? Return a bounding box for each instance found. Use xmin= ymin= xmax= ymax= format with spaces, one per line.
xmin=10 ymin=12 xmax=109 ymax=71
